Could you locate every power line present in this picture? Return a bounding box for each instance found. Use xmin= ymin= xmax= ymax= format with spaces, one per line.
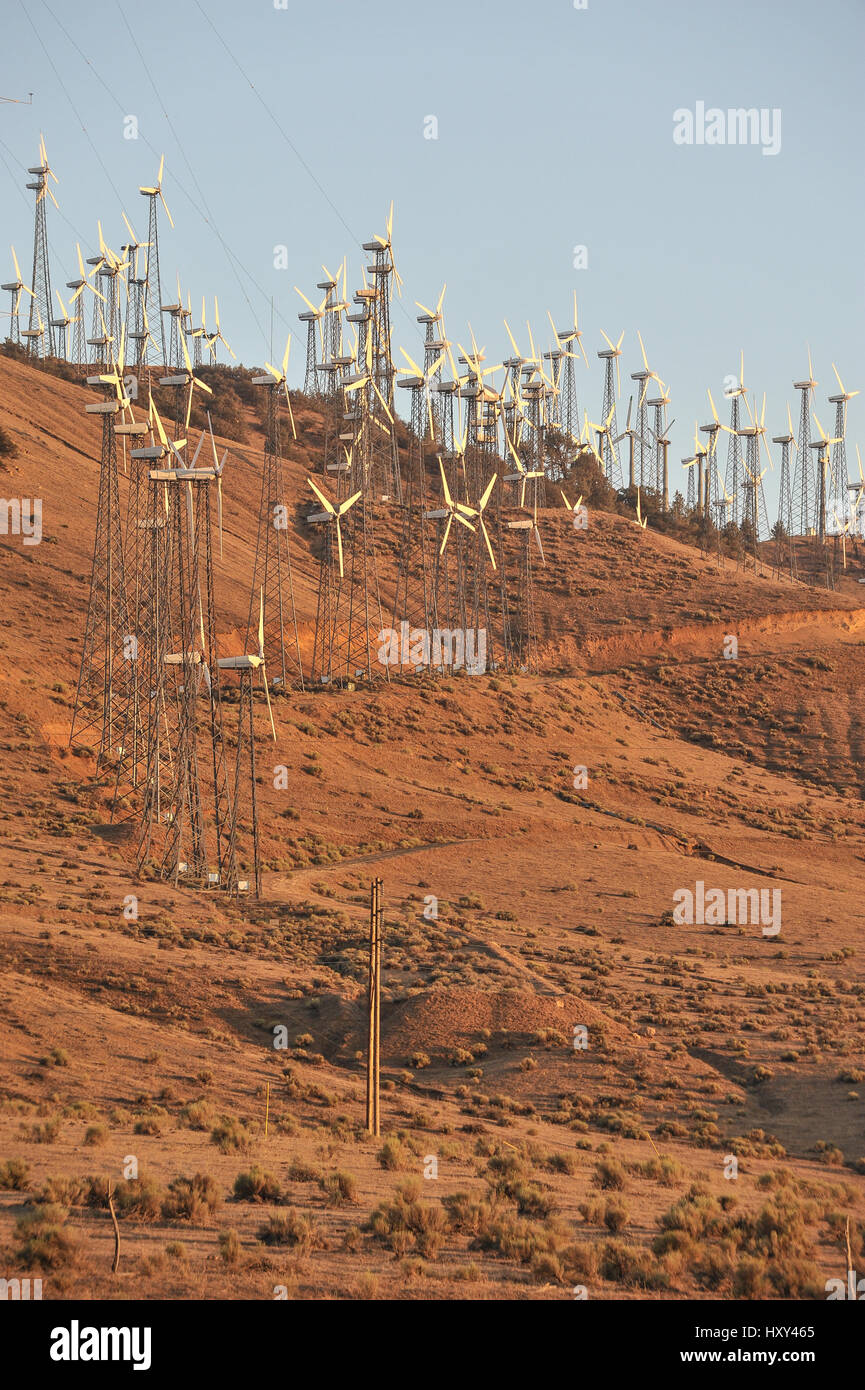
xmin=34 ymin=0 xmax=277 ymax=356
xmin=114 ymin=0 xmax=269 ymax=351
xmin=191 ymin=0 xmax=361 ymax=252
xmin=0 ymin=131 xmax=79 ymax=283
xmin=18 ymin=0 xmax=126 ymax=216
xmin=189 ymin=0 xmax=420 ymax=345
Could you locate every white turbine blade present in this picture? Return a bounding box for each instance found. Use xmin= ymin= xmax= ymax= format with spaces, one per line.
xmin=262 ymin=668 xmax=277 ymax=741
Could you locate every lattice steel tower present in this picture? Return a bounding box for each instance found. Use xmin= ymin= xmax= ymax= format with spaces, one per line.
xmin=70 ymin=356 xmax=133 ymax=764
xmin=248 ymin=347 xmax=306 ymax=691
xmin=723 ymin=376 xmax=747 ymax=526
xmin=139 ymin=156 xmax=172 ymax=367
xmin=827 ymin=365 xmax=856 ymax=524
xmin=791 ymin=357 xmax=817 ymax=534
xmin=773 ymin=424 xmax=796 ymax=580
xmin=25 ymin=136 xmax=58 ymax=357
xmin=597 ymin=335 xmax=624 ymax=488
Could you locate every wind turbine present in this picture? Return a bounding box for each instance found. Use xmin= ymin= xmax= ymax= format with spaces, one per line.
xmin=295 ymin=285 xmax=327 ymax=393
xmin=827 ymin=363 xmax=858 ymax=520
xmin=261 ymin=333 xmax=297 ymax=439
xmin=398 ymin=345 xmax=445 ymax=442
xmin=217 ymin=587 xmax=278 ymax=895
xmin=629 ymin=331 xmax=664 ymax=489
xmin=2 ymin=245 xmax=34 ymax=344
xmin=25 ymin=133 xmax=59 ymax=357
xmin=49 ymin=289 xmax=78 ymax=361
xmin=306 ymin=477 xmax=362 ymax=578
xmin=615 ymin=396 xmax=655 ymax=491
xmin=702 ymin=388 xmax=733 ymax=519
xmin=792 ymin=347 xmax=819 ymax=534
xmin=737 ymin=392 xmax=773 ymax=567
xmin=217 ymin=591 xmax=277 ymax=731
xmin=139 ymin=154 xmax=173 ymax=366
xmin=810 ymin=410 xmax=843 ymax=542
xmin=425 ymin=457 xmax=478 ymax=556
xmin=597 ymin=329 xmax=624 ymax=486
xmin=162 ymin=327 xmax=213 ymax=434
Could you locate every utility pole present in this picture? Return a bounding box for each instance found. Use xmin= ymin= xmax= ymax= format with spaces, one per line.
xmin=366 ymin=877 xmax=383 ymax=1136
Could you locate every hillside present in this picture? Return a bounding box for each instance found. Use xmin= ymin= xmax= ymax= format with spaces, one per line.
xmin=1 ymin=350 xmax=864 ymax=1302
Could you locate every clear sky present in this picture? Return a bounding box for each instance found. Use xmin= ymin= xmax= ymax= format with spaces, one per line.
xmin=2 ymin=0 xmax=863 ymax=516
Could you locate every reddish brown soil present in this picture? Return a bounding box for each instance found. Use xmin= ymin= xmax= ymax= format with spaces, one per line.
xmin=1 ymin=352 xmax=863 ymax=1301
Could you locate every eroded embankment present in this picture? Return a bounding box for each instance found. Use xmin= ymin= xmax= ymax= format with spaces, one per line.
xmin=543 ymin=605 xmax=865 ymax=673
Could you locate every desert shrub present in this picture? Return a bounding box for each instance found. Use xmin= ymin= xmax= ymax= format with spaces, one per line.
xmin=35 ymin=1176 xmax=86 ymax=1207
xmin=732 ymin=1255 xmax=772 ymax=1298
xmin=0 ymin=1158 xmax=30 ymax=1190
xmin=542 ymin=1152 xmax=577 ymax=1176
xmin=257 ymin=1209 xmax=318 ymax=1252
xmin=133 ymin=1116 xmax=164 ymax=1136
xmin=211 ymin=1117 xmax=256 ymax=1154
xmin=603 ymin=1200 xmax=630 ymax=1234
xmin=368 ymin=1180 xmax=448 ymax=1259
xmin=161 ymin=1173 xmax=221 ymax=1224
xmin=600 ymin=1239 xmax=668 ymax=1290
xmin=322 ymin=1171 xmax=358 ymax=1207
xmin=594 ymin=1158 xmax=627 ymax=1191
xmin=690 ymin=1242 xmax=736 ymax=1291
xmin=108 ymin=1174 xmax=164 ymax=1221
xmin=26 ymin=1119 xmax=62 ymax=1144
xmin=485 ymin=1153 xmax=530 ymax=1196
xmin=218 ymin=1229 xmax=241 ymax=1265
xmin=39 ymin=1047 xmax=69 ymax=1068
xmin=180 ymin=1101 xmax=214 ymax=1131
xmin=512 ymin=1183 xmax=556 ymax=1219
xmin=531 ymin=1252 xmax=565 ymax=1283
xmin=15 ymin=1204 xmax=79 ymax=1270
xmin=561 ymin=1241 xmax=598 ymax=1282
xmin=84 ymin=1124 xmax=108 ymax=1147
xmin=815 ymin=1141 xmax=844 ymax=1167
xmin=233 ymin=1167 xmax=283 ymax=1204
xmin=443 ymin=1190 xmax=503 ymax=1236
xmin=768 ymin=1258 xmax=823 ymax=1299
xmin=341 ymin=1225 xmax=363 ymax=1253
xmin=377 ymin=1138 xmax=408 ymax=1171
xmin=631 ymin=1155 xmax=682 ymax=1186
xmin=578 ymin=1198 xmax=605 ymax=1226
xmin=0 ymin=424 xmax=19 ymax=460
xmin=287 ymin=1158 xmax=322 ymax=1183
xmin=449 ymin=1048 xmax=474 ymax=1066
xmin=655 ymin=1183 xmax=822 ymax=1297
xmin=470 ymin=1206 xmax=563 ymax=1266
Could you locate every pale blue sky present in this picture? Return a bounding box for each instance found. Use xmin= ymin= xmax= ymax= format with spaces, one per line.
xmin=2 ymin=0 xmax=863 ymax=514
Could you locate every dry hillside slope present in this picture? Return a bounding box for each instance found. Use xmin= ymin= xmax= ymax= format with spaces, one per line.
xmin=1 ymin=352 xmax=863 ymax=1301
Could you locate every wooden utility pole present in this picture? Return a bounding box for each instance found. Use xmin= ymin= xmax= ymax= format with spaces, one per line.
xmin=107 ymin=1180 xmax=121 ymax=1274
xmin=366 ymin=877 xmax=383 ymax=1136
